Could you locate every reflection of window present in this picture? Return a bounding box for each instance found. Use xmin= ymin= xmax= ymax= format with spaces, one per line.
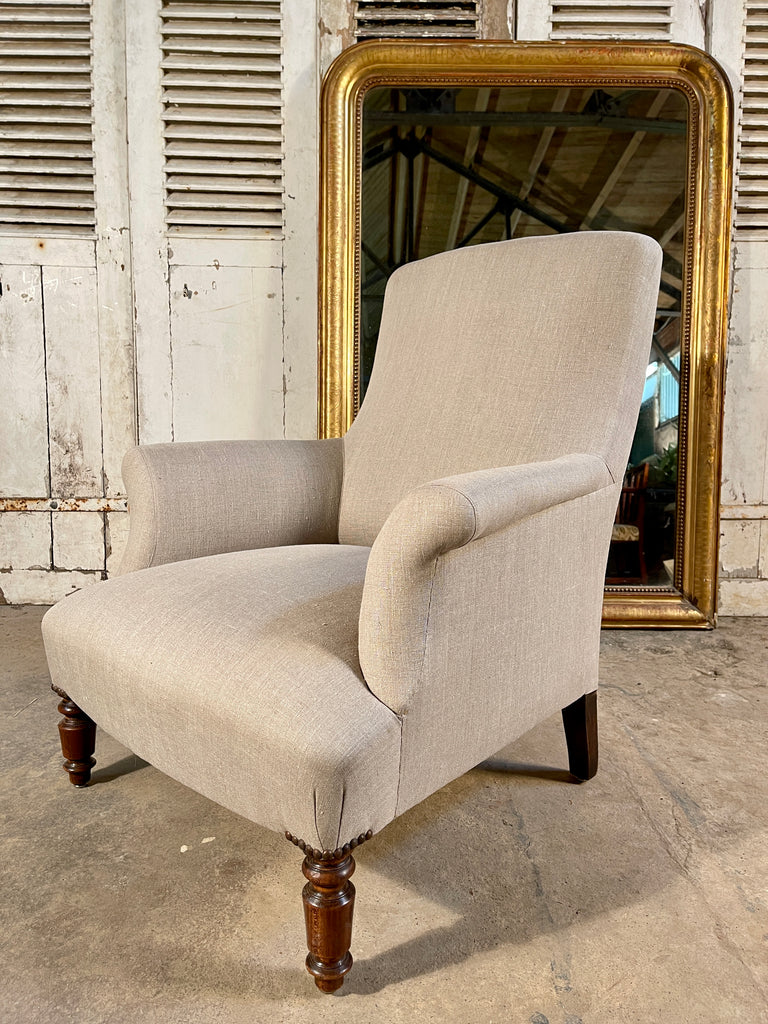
xmin=641 ymin=352 xmax=679 ymax=425
xmin=659 ymin=351 xmax=680 ymax=423
xmin=642 ymin=361 xmax=658 ymax=404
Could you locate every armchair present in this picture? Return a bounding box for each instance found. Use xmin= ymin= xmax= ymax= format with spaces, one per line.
xmin=43 ymin=231 xmax=662 ymax=993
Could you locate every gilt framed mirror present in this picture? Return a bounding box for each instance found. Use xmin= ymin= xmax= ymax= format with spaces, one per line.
xmin=319 ymin=41 xmax=732 ymax=627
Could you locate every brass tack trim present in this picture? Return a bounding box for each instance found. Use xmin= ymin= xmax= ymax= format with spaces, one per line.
xmin=285 ymin=829 xmax=374 ymax=861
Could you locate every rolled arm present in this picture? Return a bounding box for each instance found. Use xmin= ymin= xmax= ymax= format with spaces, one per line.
xmin=119 ymin=439 xmax=343 ymax=574
xmin=359 ymin=453 xmax=615 ymax=714
xmin=363 ymin=453 xmax=612 ymax=572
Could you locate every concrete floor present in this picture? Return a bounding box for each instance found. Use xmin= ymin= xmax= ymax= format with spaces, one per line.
xmin=2 ymin=606 xmax=767 ymax=1024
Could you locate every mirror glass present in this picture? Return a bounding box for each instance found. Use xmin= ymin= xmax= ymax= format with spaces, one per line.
xmin=360 ymin=84 xmax=687 ymax=589
xmin=319 ymin=41 xmax=732 ymax=626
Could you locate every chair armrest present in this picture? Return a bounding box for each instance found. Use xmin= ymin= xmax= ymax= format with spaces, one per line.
xmin=118 ymin=438 xmax=343 ymax=574
xmin=359 ymin=453 xmax=614 ymax=715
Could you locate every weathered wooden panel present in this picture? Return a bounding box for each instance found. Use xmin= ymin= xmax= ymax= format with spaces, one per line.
xmin=43 ymin=265 xmax=104 ymax=497
xmin=125 ymin=0 xmax=173 ymax=444
xmin=0 ymin=512 xmax=51 ymax=570
xmin=0 ymin=568 xmax=101 ymax=606
xmin=0 ymin=264 xmax=49 ymax=496
xmin=168 ymin=237 xmax=281 ymax=269
xmin=0 ymin=238 xmax=95 ymax=268
xmin=719 ymin=577 xmax=768 ymax=616
xmin=169 ymin=265 xmax=284 ymax=440
xmin=52 ymin=510 xmax=105 ymax=570
xmin=105 ymin=510 xmax=129 ymax=576
xmin=92 ymin=0 xmax=136 ymax=495
xmin=283 ymin=0 xmax=319 ymax=438
xmin=722 ymin=255 xmax=768 ymax=508
xmin=720 ymin=520 xmax=761 ymax=579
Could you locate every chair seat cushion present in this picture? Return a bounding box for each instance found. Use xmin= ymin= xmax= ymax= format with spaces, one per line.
xmin=611 ymin=523 xmax=640 ymax=542
xmin=42 ymin=545 xmax=402 ymax=851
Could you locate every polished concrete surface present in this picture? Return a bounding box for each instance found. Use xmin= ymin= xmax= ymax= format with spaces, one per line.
xmin=2 ymin=605 xmax=767 ymax=1024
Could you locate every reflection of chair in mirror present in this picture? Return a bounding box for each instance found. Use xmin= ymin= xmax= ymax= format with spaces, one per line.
xmin=608 ymin=462 xmax=650 ymax=583
xmin=43 ymin=231 xmax=661 ymax=994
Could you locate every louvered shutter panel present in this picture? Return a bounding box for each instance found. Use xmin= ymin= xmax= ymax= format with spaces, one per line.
xmin=737 ymin=1 xmax=768 ymax=239
xmin=161 ymin=0 xmax=283 ymax=236
xmin=549 ymin=1 xmax=672 ymax=40
xmin=354 ymin=1 xmax=480 ymax=40
xmin=0 ymin=0 xmax=95 ymax=235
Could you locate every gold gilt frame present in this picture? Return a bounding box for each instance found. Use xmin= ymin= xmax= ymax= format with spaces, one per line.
xmin=318 ymin=40 xmax=732 ymax=628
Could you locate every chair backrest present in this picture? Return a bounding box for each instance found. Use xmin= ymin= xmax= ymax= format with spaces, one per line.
xmin=338 ymin=231 xmax=662 ymax=546
xmin=616 ymin=462 xmax=650 ymax=526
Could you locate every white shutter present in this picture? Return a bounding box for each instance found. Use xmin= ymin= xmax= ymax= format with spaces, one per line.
xmin=161 ymin=0 xmax=283 ymax=236
xmin=354 ymin=1 xmax=480 ymax=39
xmin=548 ymin=1 xmax=672 ymax=40
xmin=737 ymin=0 xmax=768 ymax=239
xmin=0 ymin=0 xmax=95 ymax=235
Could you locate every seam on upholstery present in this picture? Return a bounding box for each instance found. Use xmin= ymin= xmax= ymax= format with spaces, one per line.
xmin=393 ymin=710 xmax=405 ymax=818
xmin=521 ymin=479 xmax=616 ymax=521
xmin=338 ymin=434 xmax=350 ymax=543
xmin=418 ymin=555 xmax=440 ymax=683
xmin=394 ymin=553 xmax=439 ymax=817
xmin=136 ymin=446 xmax=160 ymax=567
xmin=358 ymin=673 xmax=402 ymax=719
xmin=450 ymin=487 xmax=479 ymax=545
xmin=335 ymin=786 xmax=346 ymax=849
xmin=427 ymin=483 xmax=478 ymax=549
xmin=459 ymin=472 xmax=617 ymax=538
xmin=312 ymin=788 xmax=322 ymax=849
xmin=599 ymin=454 xmax=617 ymax=486
xmin=430 ymin=458 xmax=613 ymax=547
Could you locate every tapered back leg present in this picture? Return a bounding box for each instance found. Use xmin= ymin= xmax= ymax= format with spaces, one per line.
xmin=562 ymin=690 xmax=598 ymax=782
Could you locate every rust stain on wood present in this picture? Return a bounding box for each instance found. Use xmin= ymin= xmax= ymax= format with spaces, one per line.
xmin=0 ymin=498 xmax=127 ymax=513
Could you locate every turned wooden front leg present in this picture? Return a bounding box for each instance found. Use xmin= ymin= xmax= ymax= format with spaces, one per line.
xmin=286 ymin=829 xmax=373 ymax=992
xmin=302 ymin=851 xmax=356 ymax=992
xmin=52 ymin=685 xmax=96 ymax=786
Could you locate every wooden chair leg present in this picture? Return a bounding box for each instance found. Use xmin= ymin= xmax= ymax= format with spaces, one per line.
xmin=52 ymin=685 xmax=96 ymax=786
xmin=561 ymin=689 xmax=598 ymax=782
xmin=302 ymin=851 xmax=355 ymax=993
xmin=287 ymin=829 xmax=373 ymax=993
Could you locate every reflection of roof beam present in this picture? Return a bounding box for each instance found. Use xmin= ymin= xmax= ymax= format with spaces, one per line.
xmin=508 ymin=87 xmax=573 ymax=238
xmin=457 ymin=203 xmax=501 ymax=248
xmin=362 ymin=240 xmax=392 ymax=280
xmin=364 ymin=141 xmax=397 ymax=172
xmin=412 ymin=131 xmax=429 ymax=256
xmin=415 ymin=137 xmax=566 ymax=233
xmin=392 ymin=134 xmax=406 ymax=264
xmin=446 ymin=88 xmax=491 ymax=249
xmin=365 ymin=110 xmax=686 ymax=134
xmin=652 ymin=338 xmax=680 ymax=381
xmin=658 ymin=211 xmax=685 ymax=248
xmin=585 ymin=200 xmax=683 ymax=302
xmin=580 ymin=91 xmax=670 ymax=230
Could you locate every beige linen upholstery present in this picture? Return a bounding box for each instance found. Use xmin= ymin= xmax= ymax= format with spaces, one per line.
xmin=358 ymin=456 xmax=617 ymax=813
xmin=339 ymin=231 xmax=661 ymax=544
xmin=120 ymin=438 xmax=343 ymax=574
xmin=43 ymin=545 xmax=400 ymax=850
xmin=43 ymin=231 xmax=662 ymax=855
